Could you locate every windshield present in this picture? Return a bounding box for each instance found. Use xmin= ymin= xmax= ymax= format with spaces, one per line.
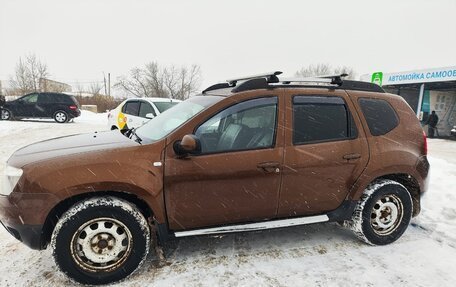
xmin=136 ymin=95 xmax=223 ymax=142
xmin=154 ymin=101 xmax=179 ymax=113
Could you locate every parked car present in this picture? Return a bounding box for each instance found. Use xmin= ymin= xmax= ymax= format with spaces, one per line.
xmin=451 ymin=125 xmax=456 ymax=139
xmin=0 ymin=92 xmax=80 ymax=123
xmin=0 ymin=72 xmax=429 ymax=285
xmin=108 ymin=97 xmax=181 ymax=130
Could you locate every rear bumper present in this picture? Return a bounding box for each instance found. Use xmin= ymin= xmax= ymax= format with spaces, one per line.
xmin=416 ymin=155 xmax=430 ymax=194
xmin=69 ymin=109 xmax=81 ymax=118
xmin=412 ymin=155 xmax=430 ymax=217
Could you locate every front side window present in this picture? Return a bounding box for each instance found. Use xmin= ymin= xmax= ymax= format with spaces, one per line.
xmin=293 ymin=96 xmax=357 ymax=145
xmin=195 ymin=97 xmax=278 ymax=154
xmin=123 ymin=101 xmax=140 ymax=116
xmin=21 ymin=94 xmax=38 ymax=103
xmin=139 ymin=102 xmax=155 ymax=118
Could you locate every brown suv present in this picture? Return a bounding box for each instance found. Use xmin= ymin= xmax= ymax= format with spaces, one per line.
xmin=0 ymin=72 xmax=429 ymax=285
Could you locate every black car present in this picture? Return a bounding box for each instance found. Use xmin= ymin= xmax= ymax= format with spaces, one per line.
xmin=0 ymin=92 xmax=81 ymax=123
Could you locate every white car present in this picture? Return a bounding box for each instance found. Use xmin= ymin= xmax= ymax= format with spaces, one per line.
xmin=108 ymin=97 xmax=181 ymax=130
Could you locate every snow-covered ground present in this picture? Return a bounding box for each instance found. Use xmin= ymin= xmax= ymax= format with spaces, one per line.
xmin=0 ymin=112 xmax=455 ymax=286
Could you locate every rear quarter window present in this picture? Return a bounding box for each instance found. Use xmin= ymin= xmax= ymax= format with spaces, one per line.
xmin=358 ymin=98 xmax=399 ymax=136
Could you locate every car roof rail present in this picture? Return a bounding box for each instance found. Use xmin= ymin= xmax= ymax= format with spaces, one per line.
xmin=202 ymin=83 xmax=233 ymax=93
xmin=227 ymin=71 xmax=283 ymax=85
xmin=202 ymin=71 xmax=385 ymax=94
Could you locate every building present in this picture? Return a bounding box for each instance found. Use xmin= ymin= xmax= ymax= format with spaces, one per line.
xmin=361 ymin=66 xmax=456 ymax=136
xmin=39 ymin=78 xmax=72 ymax=93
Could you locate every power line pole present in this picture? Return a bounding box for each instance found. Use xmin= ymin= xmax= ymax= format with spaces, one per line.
xmin=103 ymin=73 xmax=107 ymax=95
xmin=108 ymin=73 xmax=111 ymax=96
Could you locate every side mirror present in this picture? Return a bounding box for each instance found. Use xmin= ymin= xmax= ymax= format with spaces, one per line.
xmin=145 ymin=113 xmax=154 ymax=119
xmin=174 ymin=134 xmax=201 ymax=156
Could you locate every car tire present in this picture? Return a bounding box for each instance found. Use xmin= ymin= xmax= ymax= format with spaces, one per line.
xmin=53 ymin=110 xmax=68 ymax=123
xmin=51 ymin=197 xmax=151 ymax=285
xmin=1 ymin=108 xmax=12 ymax=120
xmin=346 ymin=179 xmax=413 ymax=245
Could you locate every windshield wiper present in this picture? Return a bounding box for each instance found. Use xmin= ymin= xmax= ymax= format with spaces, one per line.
xmin=124 ymin=128 xmax=143 ymax=144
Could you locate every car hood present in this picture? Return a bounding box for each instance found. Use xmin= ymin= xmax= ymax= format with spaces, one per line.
xmin=8 ymin=131 xmax=137 ymax=168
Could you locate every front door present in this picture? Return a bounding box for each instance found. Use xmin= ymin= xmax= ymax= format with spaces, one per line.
xmin=278 ymin=90 xmax=369 ymax=217
xmin=14 ymin=93 xmax=39 ymax=117
xmin=164 ymin=96 xmax=284 ymax=230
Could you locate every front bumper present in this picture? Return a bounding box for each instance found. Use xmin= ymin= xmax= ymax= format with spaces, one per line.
xmin=0 ymin=220 xmax=43 ymax=249
xmin=0 ymin=192 xmax=59 ymax=250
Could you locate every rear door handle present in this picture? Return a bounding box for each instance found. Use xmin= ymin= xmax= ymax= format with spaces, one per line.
xmin=257 ymin=162 xmax=281 ymax=173
xmin=343 ymin=153 xmax=361 ymax=160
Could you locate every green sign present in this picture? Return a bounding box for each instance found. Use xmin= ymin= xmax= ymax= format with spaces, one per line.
xmin=371 ymin=72 xmax=383 ymax=86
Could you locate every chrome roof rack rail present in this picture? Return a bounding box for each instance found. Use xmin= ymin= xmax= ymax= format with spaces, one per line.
xmin=278 ymin=77 xmax=333 ymax=85
xmin=227 ymin=71 xmax=282 ymax=85
xmin=202 ymin=71 xmax=385 ymax=94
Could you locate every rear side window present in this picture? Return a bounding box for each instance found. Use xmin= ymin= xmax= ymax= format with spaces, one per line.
xmin=38 ymin=94 xmax=54 ymax=103
xmin=54 ymin=94 xmax=72 ymax=104
xmin=358 ymin=98 xmax=399 ymax=136
xmin=123 ymin=101 xmax=140 ymax=116
xmin=293 ymin=96 xmax=357 ymax=145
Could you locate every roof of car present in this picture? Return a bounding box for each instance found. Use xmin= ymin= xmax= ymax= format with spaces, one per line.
xmin=125 ymin=97 xmax=182 ymax=102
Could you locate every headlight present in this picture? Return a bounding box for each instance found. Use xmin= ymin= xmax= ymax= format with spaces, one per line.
xmin=0 ymin=165 xmax=23 ymax=196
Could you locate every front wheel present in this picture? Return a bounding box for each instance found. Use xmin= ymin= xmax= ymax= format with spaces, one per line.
xmin=1 ymin=109 xmax=12 ymax=120
xmin=346 ymin=179 xmax=413 ymax=245
xmin=51 ymin=197 xmax=151 ymax=285
xmin=53 ymin=110 xmax=68 ymax=123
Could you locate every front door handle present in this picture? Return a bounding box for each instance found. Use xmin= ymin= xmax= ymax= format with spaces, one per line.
xmin=257 ymin=162 xmax=281 ymax=173
xmin=343 ymin=153 xmax=361 ymax=160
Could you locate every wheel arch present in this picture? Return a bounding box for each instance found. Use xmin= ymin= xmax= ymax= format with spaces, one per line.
xmin=41 ymin=190 xmax=154 ymax=249
xmin=353 ymin=173 xmax=421 ymax=217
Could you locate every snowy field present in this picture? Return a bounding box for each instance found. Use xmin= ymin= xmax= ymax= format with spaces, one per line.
xmin=0 ymin=111 xmax=456 ymax=287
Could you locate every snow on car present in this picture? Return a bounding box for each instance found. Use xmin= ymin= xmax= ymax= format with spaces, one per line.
xmin=107 ymin=97 xmax=181 ymax=130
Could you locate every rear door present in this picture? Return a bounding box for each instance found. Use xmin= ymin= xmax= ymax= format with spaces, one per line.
xmin=36 ymin=93 xmax=54 ymax=117
xmin=278 ymin=89 xmax=369 ymax=217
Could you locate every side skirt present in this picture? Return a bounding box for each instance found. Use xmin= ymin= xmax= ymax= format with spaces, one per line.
xmin=174 ymin=215 xmax=329 ymax=238
xmin=157 ymin=200 xmax=357 ymax=241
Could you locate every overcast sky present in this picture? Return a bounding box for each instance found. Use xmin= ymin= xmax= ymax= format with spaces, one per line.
xmin=1 ymin=0 xmax=455 ymax=94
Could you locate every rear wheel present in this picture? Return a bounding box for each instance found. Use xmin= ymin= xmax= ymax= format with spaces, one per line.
xmin=1 ymin=109 xmax=12 ymax=120
xmin=54 ymin=110 xmax=68 ymax=123
xmin=51 ymin=197 xmax=150 ymax=285
xmin=346 ymin=179 xmax=413 ymax=245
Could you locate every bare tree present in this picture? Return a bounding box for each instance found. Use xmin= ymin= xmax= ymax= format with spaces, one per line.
xmin=89 ymin=82 xmax=103 ymax=96
xmin=295 ymin=64 xmax=332 ymax=78
xmin=296 ymin=64 xmax=357 ymax=79
xmin=9 ymin=54 xmax=49 ymax=95
xmin=333 ymin=66 xmax=357 ymax=80
xmin=115 ymin=62 xmax=201 ymax=99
